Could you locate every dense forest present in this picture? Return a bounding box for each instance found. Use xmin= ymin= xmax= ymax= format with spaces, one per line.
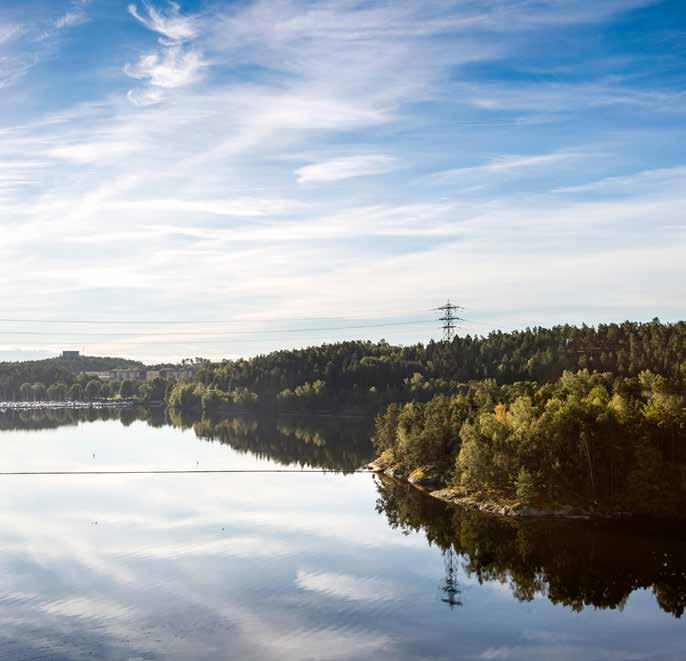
xmin=2 ymin=320 xmax=685 ymax=416
xmin=372 ymin=369 xmax=686 ymax=516
xmin=165 ymin=319 xmax=686 ymax=415
xmin=0 ymin=355 xmax=143 ymax=401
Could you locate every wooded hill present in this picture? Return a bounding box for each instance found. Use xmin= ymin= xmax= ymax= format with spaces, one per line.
xmin=169 ymin=319 xmax=686 ymax=414
xmin=0 ymin=355 xmax=144 ymax=400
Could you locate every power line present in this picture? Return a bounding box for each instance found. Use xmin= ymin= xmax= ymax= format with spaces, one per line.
xmin=0 ymin=316 xmax=351 ymax=325
xmin=0 ymin=307 xmax=427 ymax=325
xmin=0 ymin=319 xmax=436 ymax=338
xmin=0 ymin=469 xmax=371 ymax=476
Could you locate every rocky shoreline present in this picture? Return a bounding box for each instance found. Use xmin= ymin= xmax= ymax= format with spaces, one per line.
xmin=367 ymin=457 xmax=635 ymax=521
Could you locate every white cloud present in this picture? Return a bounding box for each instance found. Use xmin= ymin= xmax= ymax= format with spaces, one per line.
xmin=126 ymin=87 xmax=165 ymax=106
xmin=0 ymin=23 xmax=32 ymax=89
xmin=430 ymin=151 xmax=589 ymax=182
xmin=0 ymin=22 xmax=22 ymax=45
xmin=464 ymin=0 xmax=659 ymax=31
xmin=125 ymin=2 xmax=205 ymax=104
xmin=462 ymin=79 xmax=685 ymax=114
xmin=55 ymin=11 xmax=87 ymax=30
xmin=47 ymin=141 xmax=141 ymax=163
xmin=108 ymin=197 xmax=305 ymax=217
xmin=124 ymin=46 xmax=207 ymax=88
xmin=296 ymin=155 xmax=398 ymax=184
xmin=128 ymin=1 xmax=198 ymax=43
xmin=553 ymin=166 xmax=686 ymax=194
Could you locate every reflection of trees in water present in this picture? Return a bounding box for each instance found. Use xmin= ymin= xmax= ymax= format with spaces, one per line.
xmin=189 ymin=414 xmax=374 ymax=473
xmin=0 ymin=406 xmax=154 ymax=431
xmin=0 ymin=409 xmax=375 ymax=472
xmin=374 ymin=475 xmax=686 ymax=618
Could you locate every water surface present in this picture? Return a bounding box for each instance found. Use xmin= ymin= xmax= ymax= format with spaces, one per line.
xmin=0 ymin=409 xmax=683 ymax=660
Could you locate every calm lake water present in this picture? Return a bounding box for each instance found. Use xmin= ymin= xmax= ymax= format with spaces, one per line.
xmin=0 ymin=408 xmax=684 ymax=660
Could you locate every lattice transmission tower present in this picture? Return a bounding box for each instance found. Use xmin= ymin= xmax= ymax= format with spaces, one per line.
xmin=436 ymin=300 xmax=463 ymax=342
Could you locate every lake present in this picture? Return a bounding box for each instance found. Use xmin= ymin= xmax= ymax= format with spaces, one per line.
xmin=0 ymin=408 xmax=684 ymax=660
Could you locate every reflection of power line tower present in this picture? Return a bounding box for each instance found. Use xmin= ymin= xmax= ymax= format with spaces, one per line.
xmin=436 ymin=300 xmax=464 ymax=342
xmin=441 ymin=548 xmax=462 ymax=608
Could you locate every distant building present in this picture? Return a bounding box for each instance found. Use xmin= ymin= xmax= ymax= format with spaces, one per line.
xmin=82 ymin=371 xmax=112 ymax=381
xmin=62 ymin=350 xmax=80 ymax=359
xmin=109 ymin=368 xmax=146 ymax=382
xmin=78 ymin=364 xmax=199 ymax=383
xmin=157 ymin=367 xmax=197 ymax=380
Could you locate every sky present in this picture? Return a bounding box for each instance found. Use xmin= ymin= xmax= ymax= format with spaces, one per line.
xmin=0 ymin=0 xmax=684 ymax=363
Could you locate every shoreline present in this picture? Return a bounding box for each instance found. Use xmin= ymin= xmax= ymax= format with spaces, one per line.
xmin=0 ymin=400 xmax=144 ymax=412
xmin=368 ymin=459 xmax=647 ymax=521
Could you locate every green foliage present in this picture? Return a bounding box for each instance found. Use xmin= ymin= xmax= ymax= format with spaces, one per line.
xmin=167 ymin=381 xmax=259 ymax=413
xmin=31 ymin=383 xmax=46 ymax=401
xmin=373 ymin=403 xmax=400 ymax=453
xmin=69 ymin=382 xmax=82 ymax=401
xmin=143 ymin=319 xmax=686 ymax=415
xmin=118 ymin=380 xmax=137 ymax=399
xmin=85 ymin=380 xmax=102 ymax=400
xmin=515 ymin=468 xmax=538 ymax=505
xmin=201 ymin=387 xmax=229 ymax=414
xmin=229 ymin=386 xmax=259 ymax=407
xmin=3 ymin=320 xmax=686 ymax=413
xmin=377 ymin=369 xmax=686 ymax=515
xmin=138 ymin=377 xmax=168 ymax=403
xmin=167 ymin=382 xmax=203 ymax=411
xmin=0 ymin=355 xmax=144 ymax=400
xmin=46 ymin=382 xmax=69 ymax=401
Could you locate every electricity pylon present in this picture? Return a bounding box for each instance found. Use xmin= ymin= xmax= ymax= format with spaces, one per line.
xmin=436 ymin=300 xmax=463 ymax=342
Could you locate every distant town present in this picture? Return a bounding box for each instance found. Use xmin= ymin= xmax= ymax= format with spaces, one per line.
xmin=62 ymin=351 xmax=199 ymax=383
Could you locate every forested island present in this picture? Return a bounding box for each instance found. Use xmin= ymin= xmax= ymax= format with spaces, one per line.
xmin=1 ymin=319 xmax=684 ymax=517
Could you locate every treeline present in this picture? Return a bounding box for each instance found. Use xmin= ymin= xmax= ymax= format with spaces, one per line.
xmin=3 ymin=320 xmax=686 ymax=416
xmin=3 ymin=374 xmax=169 ymax=404
xmin=0 ymin=355 xmax=143 ymax=400
xmin=373 ymin=369 xmax=686 ymax=515
xmin=164 ymin=319 xmax=686 ymax=414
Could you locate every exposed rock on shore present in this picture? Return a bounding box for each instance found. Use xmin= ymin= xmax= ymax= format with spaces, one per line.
xmin=369 ymin=458 xmax=634 ymax=520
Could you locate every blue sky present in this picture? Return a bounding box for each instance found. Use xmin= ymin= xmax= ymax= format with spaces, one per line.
xmin=0 ymin=0 xmax=684 ymax=362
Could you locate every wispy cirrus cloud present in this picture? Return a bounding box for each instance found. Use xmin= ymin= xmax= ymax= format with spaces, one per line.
xmin=128 ymin=1 xmax=199 ymax=44
xmin=429 ymin=150 xmax=592 ymax=183
xmin=47 ymin=141 xmax=142 ymax=164
xmin=553 ymin=165 xmax=686 ymax=195
xmin=0 ymin=21 xmax=30 ymax=89
xmin=0 ymin=21 xmax=22 ymax=45
xmin=462 ymin=79 xmax=686 ymax=114
xmin=55 ymin=1 xmax=90 ymax=30
xmin=125 ymin=1 xmax=205 ymax=105
xmin=124 ymin=46 xmax=207 ymax=89
xmin=296 ymin=155 xmax=398 ymax=184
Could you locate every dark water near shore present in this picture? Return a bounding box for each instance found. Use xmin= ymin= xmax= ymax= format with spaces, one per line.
xmin=0 ymin=408 xmax=684 ymax=660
